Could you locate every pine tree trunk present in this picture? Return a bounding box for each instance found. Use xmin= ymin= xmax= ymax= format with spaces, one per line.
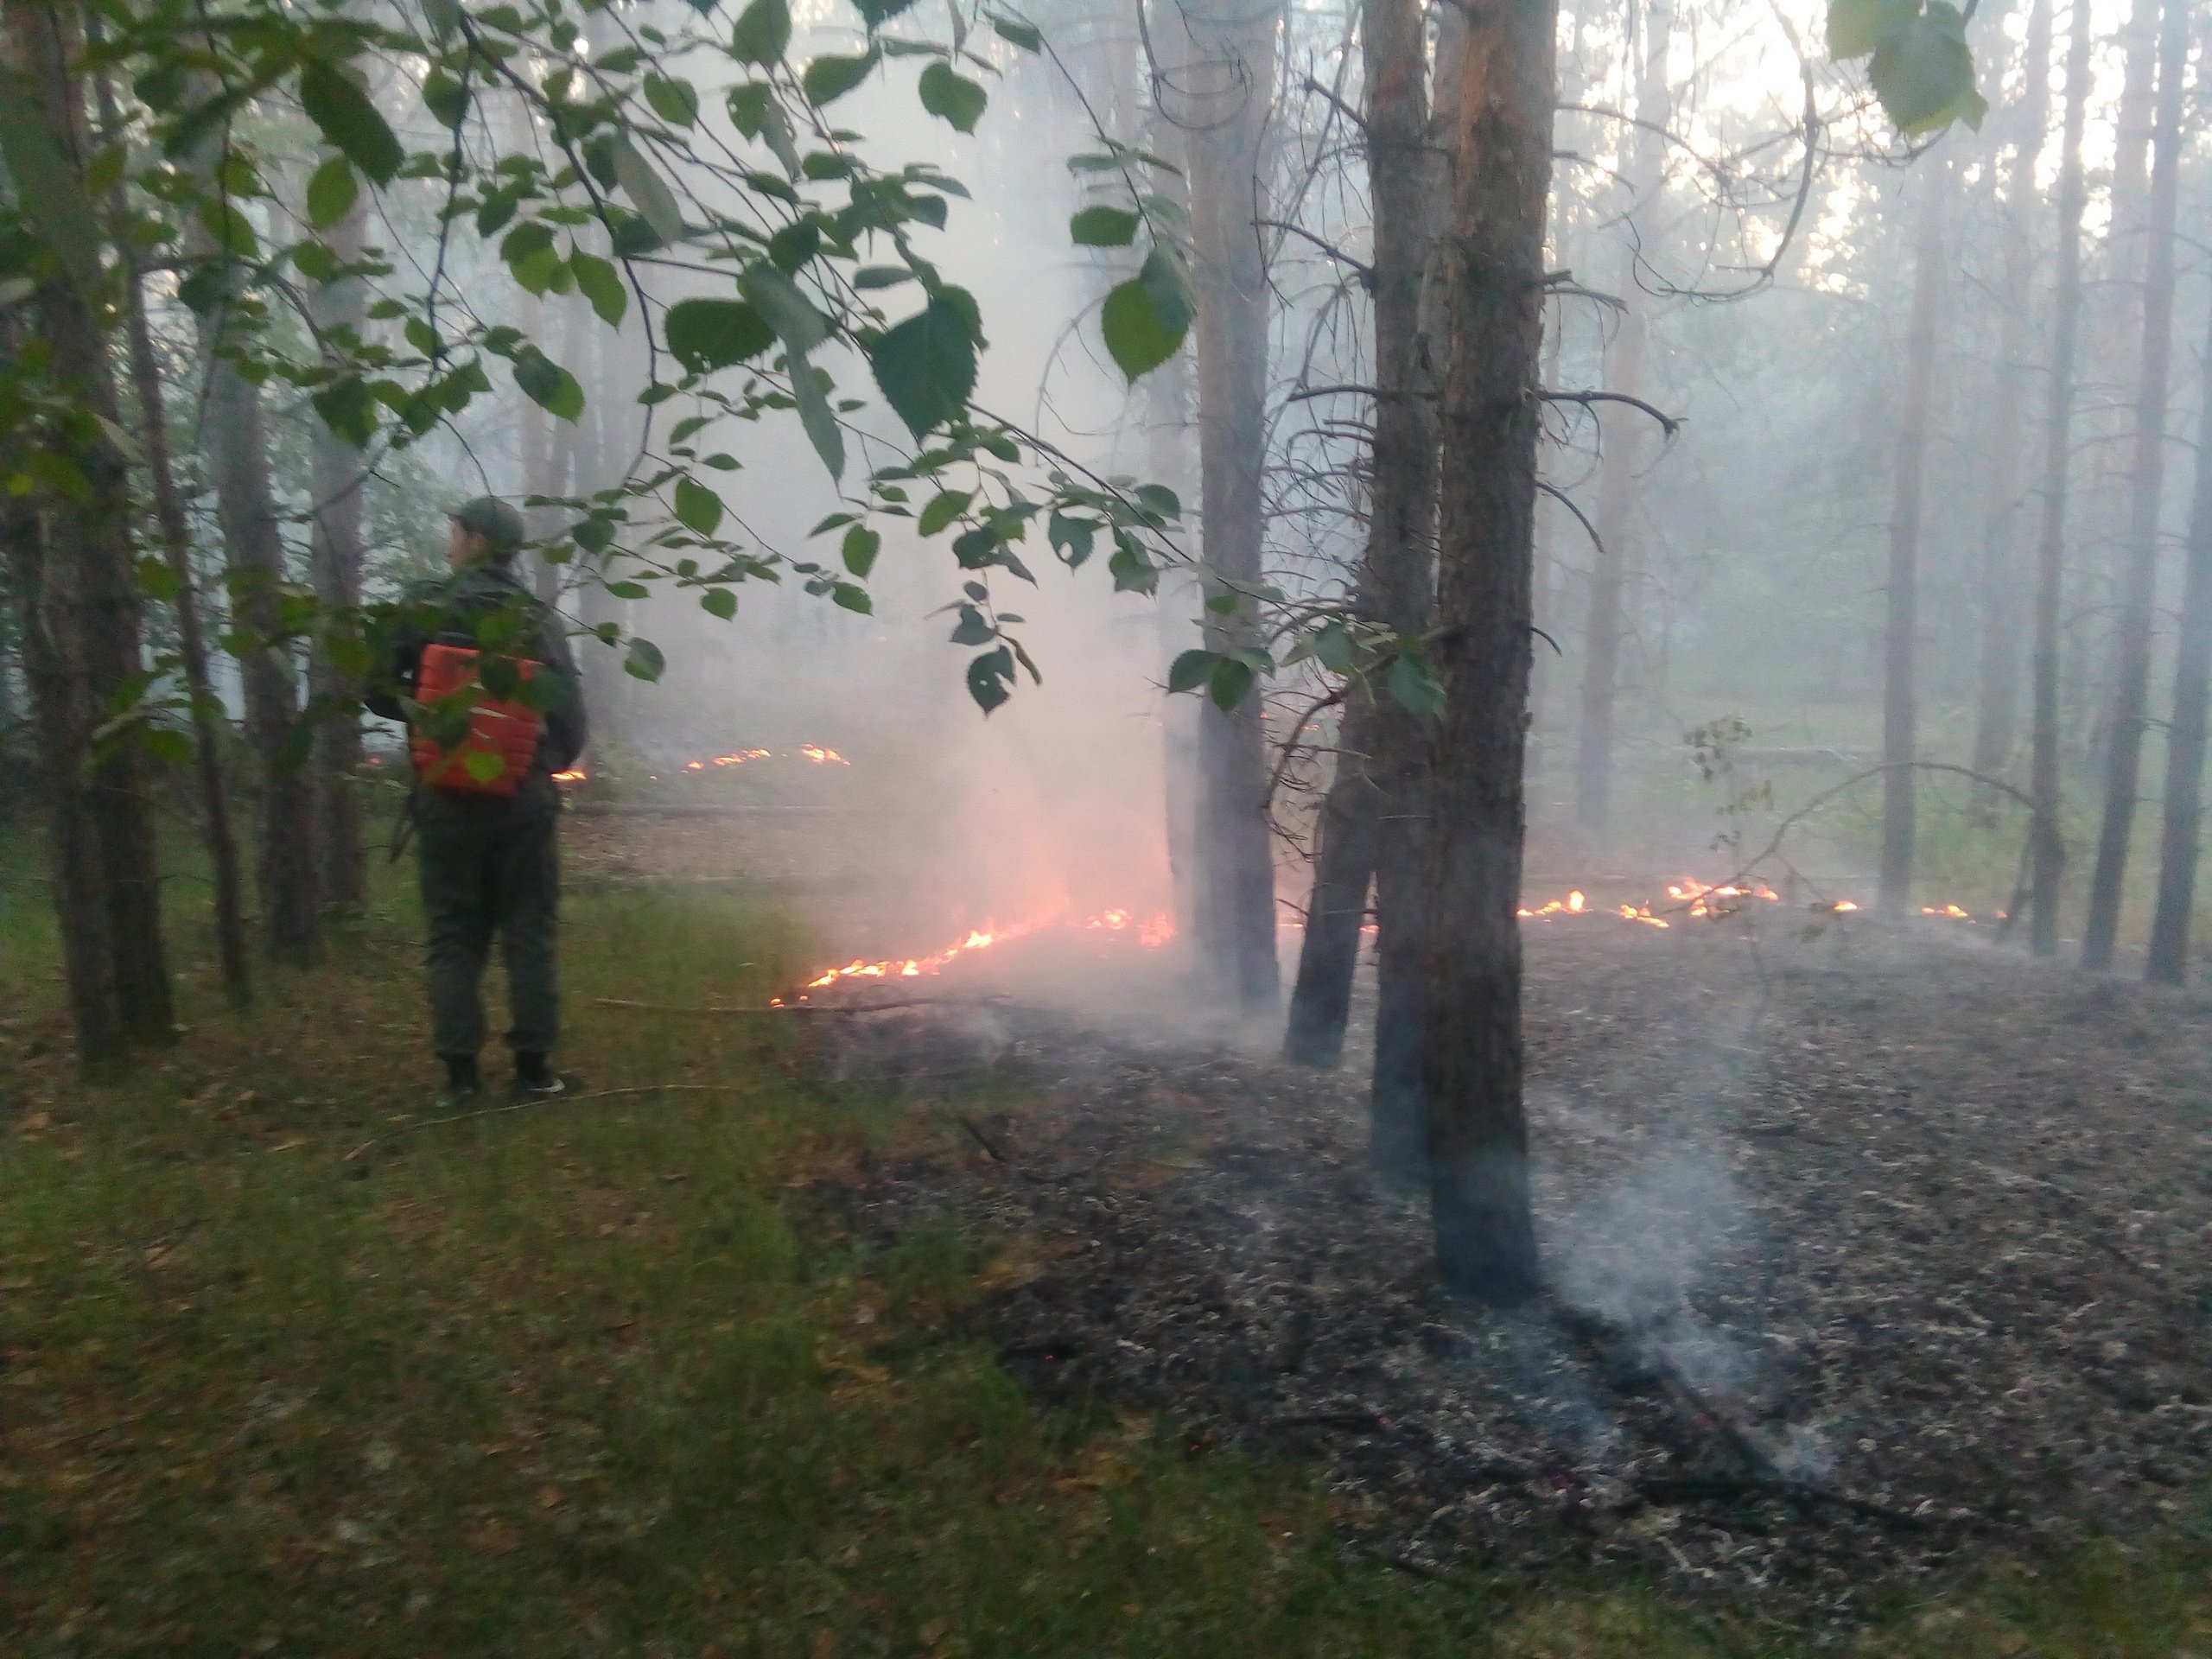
xmin=1572 ymin=0 xmax=1668 ymax=844
xmin=1181 ymin=0 xmax=1283 ymax=1014
xmin=2145 ymin=289 xmax=2212 ymax=984
xmin=1878 ymin=165 xmax=1949 ymax=917
xmin=5 ymin=0 xmax=175 ymax=1050
xmin=2079 ymin=0 xmax=2188 ymax=972
xmin=1423 ymin=0 xmax=1555 ymax=1304
xmin=1282 ymin=0 xmax=1437 ymax=1077
xmin=2029 ymin=3 xmax=2094 ymax=958
xmin=308 ymin=184 xmax=370 ymax=914
xmin=180 ymin=81 xmax=321 ymax=965
xmin=1967 ymin=0 xmax=2050 ymax=807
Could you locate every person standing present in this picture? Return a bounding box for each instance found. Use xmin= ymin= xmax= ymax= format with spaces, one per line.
xmin=368 ymin=498 xmax=587 ymax=1103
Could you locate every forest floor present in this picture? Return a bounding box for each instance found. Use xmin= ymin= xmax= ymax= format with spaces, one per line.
xmin=3 ymin=810 xmax=2209 ymax=1654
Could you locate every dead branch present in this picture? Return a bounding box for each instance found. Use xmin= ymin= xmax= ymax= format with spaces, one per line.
xmin=1541 ymin=389 xmax=1683 ymax=439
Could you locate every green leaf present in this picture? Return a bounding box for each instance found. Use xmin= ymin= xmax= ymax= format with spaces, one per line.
xmin=866 ymin=298 xmax=977 ymax=437
xmin=1133 ymin=483 xmax=1180 ymax=520
xmin=1166 ymin=648 xmax=1216 ymax=694
xmin=918 ymin=489 xmax=972 ymax=537
xmin=803 ymin=49 xmax=879 ymax=108
xmin=918 ymin=61 xmax=988 ymax=134
xmin=1313 ymin=619 xmax=1355 ymax=672
xmin=1827 ymin=0 xmax=1908 ymax=58
xmin=831 ymin=582 xmax=872 ymax=613
xmin=514 ymin=351 xmax=585 ymax=422
xmin=853 ymin=264 xmax=913 ymax=289
xmin=624 ymin=637 xmax=666 ymax=681
xmin=726 ymin=81 xmax=773 ymax=137
xmin=644 ymin=73 xmax=700 ymax=128
xmin=612 ymin=132 xmax=684 ymax=245
xmin=1047 ymin=512 xmax=1096 ymax=567
xmin=665 ymin=298 xmax=777 ymax=372
xmin=992 ymin=15 xmax=1043 ymax=51
xmin=570 ymin=251 xmax=627 ymax=326
xmin=791 ymin=362 xmax=845 ymax=480
xmin=306 ymin=155 xmax=359 ymax=230
xmin=420 ymin=0 xmax=464 ymax=40
xmin=731 ymin=0 xmax=791 ymax=65
xmin=137 ymin=726 xmax=194 ymax=766
xmin=1388 ymin=652 xmax=1446 ymax=718
xmin=701 ymin=587 xmax=739 ymax=620
xmin=949 ymin=603 xmax=995 ymax=645
xmin=855 ymin=0 xmax=918 ymax=26
xmin=673 ymin=476 xmax=724 ymax=534
xmin=422 ymin=66 xmax=469 ymax=128
xmin=298 ymin=59 xmax=403 ymax=186
xmin=137 ymin=555 xmax=185 ymax=602
xmin=739 ymin=264 xmax=829 ymax=354
xmin=842 ymin=524 xmax=880 ymax=577
xmin=1069 ymin=205 xmax=1139 ymax=247
xmin=1100 ymin=249 xmax=1194 ymax=381
xmin=1208 ymin=656 xmax=1255 ymax=711
xmin=966 ymin=645 xmax=1014 ymax=713
xmin=1867 ymin=3 xmax=1982 ymax=133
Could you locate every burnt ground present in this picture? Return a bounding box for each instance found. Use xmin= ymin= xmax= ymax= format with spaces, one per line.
xmin=784 ymin=913 xmax=2212 ymax=1626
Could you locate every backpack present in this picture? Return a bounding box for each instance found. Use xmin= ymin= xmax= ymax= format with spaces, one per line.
xmin=409 ymin=641 xmax=544 ymax=797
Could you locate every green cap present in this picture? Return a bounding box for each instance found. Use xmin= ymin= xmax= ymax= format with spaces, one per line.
xmin=449 ymin=495 xmax=528 ymax=556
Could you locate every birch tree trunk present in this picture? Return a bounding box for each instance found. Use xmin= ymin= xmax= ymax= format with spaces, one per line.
xmin=1180 ymin=0 xmax=1283 ymax=1014
xmin=308 ymin=181 xmax=370 ymax=914
xmin=1572 ymin=0 xmax=1668 ymax=843
xmin=2028 ymin=2 xmax=2094 ymax=958
xmin=2145 ymin=287 xmax=2212 ymax=985
xmin=1878 ymin=163 xmax=1950 ymax=917
xmin=179 ymin=79 xmax=321 ymax=965
xmin=2078 ymin=0 xmax=2188 ymax=971
xmin=1423 ymin=0 xmax=1556 ymax=1302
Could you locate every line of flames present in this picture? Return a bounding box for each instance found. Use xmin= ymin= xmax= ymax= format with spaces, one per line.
xmin=552 ymin=743 xmax=849 ymax=784
xmin=772 ymin=906 xmax=1176 ymax=1004
xmin=1516 ymin=878 xmax=2003 ymax=928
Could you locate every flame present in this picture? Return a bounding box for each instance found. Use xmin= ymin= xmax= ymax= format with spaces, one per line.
xmin=776 ymin=906 xmax=1175 ymax=1003
xmin=1828 ymin=900 xmax=1859 ymax=913
xmin=711 ymin=748 xmax=773 ymax=767
xmin=1921 ymin=903 xmax=1973 ymax=920
xmin=798 ymin=744 xmax=850 ymax=765
xmin=552 ymin=767 xmax=587 ymax=782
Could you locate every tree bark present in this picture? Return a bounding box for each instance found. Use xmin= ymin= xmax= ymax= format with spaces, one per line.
xmin=180 ymin=85 xmax=321 ymax=965
xmin=2145 ymin=287 xmax=2212 ymax=985
xmin=1282 ymin=0 xmax=1438 ymax=1077
xmin=2078 ymin=0 xmax=2188 ymax=972
xmin=1967 ymin=0 xmax=2050 ymax=807
xmin=308 ymin=181 xmax=370 ymax=915
xmin=1423 ymin=0 xmax=1555 ymax=1303
xmin=2028 ymin=2 xmax=2094 ymax=958
xmin=1179 ymin=0 xmax=1284 ymax=1015
xmin=1878 ymin=163 xmax=1949 ymax=917
xmin=1572 ymin=0 xmax=1668 ymax=844
xmin=6 ymin=0 xmax=175 ymax=1051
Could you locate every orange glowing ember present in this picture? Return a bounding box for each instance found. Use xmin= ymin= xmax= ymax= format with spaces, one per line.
xmin=710 ymin=748 xmax=773 ymax=767
xmin=774 ymin=907 xmax=1175 ymax=1004
xmin=552 ymin=767 xmax=587 ymax=782
xmin=799 ymin=744 xmax=850 ymax=765
xmin=1921 ymin=903 xmax=1974 ymax=920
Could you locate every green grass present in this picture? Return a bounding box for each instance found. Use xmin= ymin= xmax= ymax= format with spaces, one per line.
xmin=3 ymin=831 xmax=2209 ymax=1656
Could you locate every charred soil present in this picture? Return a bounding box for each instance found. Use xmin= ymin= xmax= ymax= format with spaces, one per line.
xmin=797 ymin=916 xmax=2212 ymax=1625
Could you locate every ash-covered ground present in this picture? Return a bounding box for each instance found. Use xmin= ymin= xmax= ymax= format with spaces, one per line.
xmin=792 ymin=914 xmax=2212 ymax=1624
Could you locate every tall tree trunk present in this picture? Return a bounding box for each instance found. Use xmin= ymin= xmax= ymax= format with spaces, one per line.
xmin=1282 ymin=0 xmax=1438 ymax=1077
xmin=1878 ymin=164 xmax=1950 ymax=917
xmin=308 ymin=182 xmax=370 ymax=915
xmin=2028 ymin=1 xmax=2094 ymax=958
xmin=2145 ymin=289 xmax=2212 ymax=985
xmin=3 ymin=0 xmax=175 ymax=1049
xmin=1967 ymin=0 xmax=2050 ymax=806
xmin=1179 ymin=0 xmax=1284 ymax=1014
xmin=1572 ymin=0 xmax=1668 ymax=843
xmin=2078 ymin=0 xmax=2188 ymax=972
xmin=180 ymin=88 xmax=321 ymax=965
xmin=1423 ymin=0 xmax=1555 ymax=1303
xmin=87 ymin=52 xmax=252 ymax=1009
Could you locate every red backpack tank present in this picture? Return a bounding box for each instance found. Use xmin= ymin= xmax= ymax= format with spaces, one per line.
xmin=409 ymin=642 xmax=544 ymax=797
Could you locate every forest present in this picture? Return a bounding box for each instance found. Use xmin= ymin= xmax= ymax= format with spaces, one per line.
xmin=2 ymin=0 xmax=2209 ymax=1649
